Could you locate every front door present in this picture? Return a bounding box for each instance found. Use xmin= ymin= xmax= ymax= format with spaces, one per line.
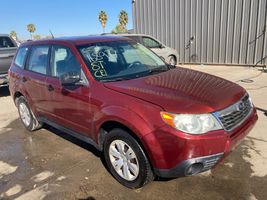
xmin=45 ymin=45 xmax=93 ymax=137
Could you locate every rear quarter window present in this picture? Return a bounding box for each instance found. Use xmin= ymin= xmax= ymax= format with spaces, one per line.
xmin=14 ymin=47 xmax=29 ymax=68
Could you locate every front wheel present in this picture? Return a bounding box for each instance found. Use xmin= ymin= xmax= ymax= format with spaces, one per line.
xmin=103 ymin=128 xmax=154 ymax=188
xmin=17 ymin=96 xmax=42 ymax=131
xmin=168 ymin=55 xmax=177 ymax=66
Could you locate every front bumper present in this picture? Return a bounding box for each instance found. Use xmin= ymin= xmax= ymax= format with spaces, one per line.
xmin=154 ymin=153 xmax=223 ymax=178
xmin=142 ymin=108 xmax=258 ymax=178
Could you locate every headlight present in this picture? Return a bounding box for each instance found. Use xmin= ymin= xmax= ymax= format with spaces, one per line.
xmin=160 ymin=112 xmax=222 ymax=134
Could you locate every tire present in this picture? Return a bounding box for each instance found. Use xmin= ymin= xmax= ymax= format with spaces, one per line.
xmin=103 ymin=128 xmax=154 ymax=188
xmin=17 ymin=96 xmax=42 ymax=131
xmin=168 ymin=55 xmax=177 ymax=66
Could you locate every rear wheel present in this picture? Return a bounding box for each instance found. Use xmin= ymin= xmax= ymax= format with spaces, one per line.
xmin=103 ymin=128 xmax=154 ymax=188
xmin=17 ymin=96 xmax=42 ymax=131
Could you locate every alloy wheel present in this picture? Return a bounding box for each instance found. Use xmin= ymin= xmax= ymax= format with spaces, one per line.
xmin=19 ymin=102 xmax=31 ymax=127
xmin=109 ymin=140 xmax=139 ymax=181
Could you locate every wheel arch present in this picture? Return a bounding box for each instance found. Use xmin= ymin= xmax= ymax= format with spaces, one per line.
xmin=98 ymin=120 xmax=140 ymax=147
xmin=98 ymin=119 xmax=155 ymax=170
xmin=168 ymin=54 xmax=177 ymax=61
xmin=14 ymin=91 xmax=24 ymax=106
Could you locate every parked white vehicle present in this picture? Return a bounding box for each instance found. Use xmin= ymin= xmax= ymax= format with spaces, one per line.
xmin=118 ymin=34 xmax=179 ymax=65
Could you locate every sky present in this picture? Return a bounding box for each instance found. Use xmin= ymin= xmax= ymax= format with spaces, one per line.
xmin=1 ymin=0 xmax=133 ymax=39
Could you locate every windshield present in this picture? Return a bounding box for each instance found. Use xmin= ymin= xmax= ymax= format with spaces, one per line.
xmin=77 ymin=40 xmax=168 ymax=82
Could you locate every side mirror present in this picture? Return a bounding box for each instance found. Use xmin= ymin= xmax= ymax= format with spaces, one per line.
xmin=159 ymin=44 xmax=165 ymax=49
xmin=60 ymin=71 xmax=81 ymax=86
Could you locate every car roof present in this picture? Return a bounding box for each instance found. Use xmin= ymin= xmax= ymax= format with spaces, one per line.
xmin=20 ymin=35 xmax=130 ymax=47
xmin=109 ymin=33 xmax=152 ymax=37
xmin=0 ymin=34 xmax=10 ymax=37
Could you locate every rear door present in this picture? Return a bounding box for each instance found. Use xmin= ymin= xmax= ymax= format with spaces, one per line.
xmin=23 ymin=45 xmax=50 ymax=115
xmin=0 ymin=36 xmax=17 ymax=74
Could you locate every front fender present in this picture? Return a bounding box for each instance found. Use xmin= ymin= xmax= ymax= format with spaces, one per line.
xmin=94 ymin=105 xmax=155 ymax=142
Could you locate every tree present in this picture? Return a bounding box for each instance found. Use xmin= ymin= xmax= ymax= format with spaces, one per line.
xmin=33 ymin=34 xmax=41 ymax=40
xmin=10 ymin=31 xmax=17 ymax=40
xmin=44 ymin=35 xmax=53 ymax=39
xmin=119 ymin=10 xmax=128 ymax=31
xmin=98 ymin=10 xmax=108 ymax=33
xmin=111 ymin=24 xmax=127 ymax=34
xmin=27 ymin=24 xmax=36 ymax=39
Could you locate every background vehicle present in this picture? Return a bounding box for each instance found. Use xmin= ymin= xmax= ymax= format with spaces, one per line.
xmin=0 ymin=34 xmax=17 ymax=87
xmin=9 ymin=36 xmax=257 ymax=189
xmin=112 ymin=33 xmax=179 ymax=65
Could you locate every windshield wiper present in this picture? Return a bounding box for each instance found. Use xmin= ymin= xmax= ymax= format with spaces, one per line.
xmin=167 ymin=64 xmax=176 ymax=69
xmin=148 ymin=65 xmax=170 ymax=74
xmin=101 ymin=77 xmax=132 ymax=82
xmin=101 ymin=65 xmax=172 ymax=82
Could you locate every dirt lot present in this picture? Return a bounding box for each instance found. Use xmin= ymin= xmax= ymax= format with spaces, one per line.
xmin=0 ymin=65 xmax=267 ymax=200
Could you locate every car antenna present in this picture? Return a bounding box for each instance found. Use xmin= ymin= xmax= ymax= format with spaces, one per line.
xmin=49 ymin=30 xmax=55 ymax=38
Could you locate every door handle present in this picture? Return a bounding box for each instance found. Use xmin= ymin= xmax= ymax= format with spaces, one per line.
xmin=47 ymin=84 xmax=54 ymax=92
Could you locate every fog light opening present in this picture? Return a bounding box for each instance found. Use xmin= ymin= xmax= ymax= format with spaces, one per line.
xmin=185 ymin=163 xmax=204 ymax=176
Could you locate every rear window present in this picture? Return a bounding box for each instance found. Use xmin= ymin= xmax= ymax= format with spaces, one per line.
xmin=0 ymin=36 xmax=16 ymax=48
xmin=14 ymin=47 xmax=29 ymax=68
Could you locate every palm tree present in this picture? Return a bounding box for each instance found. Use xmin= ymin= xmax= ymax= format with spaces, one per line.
xmin=98 ymin=10 xmax=108 ymax=33
xmin=27 ymin=24 xmax=36 ymax=39
xmin=10 ymin=31 xmax=17 ymax=40
xmin=33 ymin=34 xmax=41 ymax=40
xmin=111 ymin=24 xmax=126 ymax=34
xmin=119 ymin=10 xmax=128 ymax=31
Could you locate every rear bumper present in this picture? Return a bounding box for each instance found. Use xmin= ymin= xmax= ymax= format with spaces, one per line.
xmin=0 ymin=73 xmax=9 ymax=86
xmin=142 ymin=108 xmax=258 ymax=178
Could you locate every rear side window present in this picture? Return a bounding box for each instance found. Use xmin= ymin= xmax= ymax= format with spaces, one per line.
xmin=27 ymin=46 xmax=49 ymax=75
xmin=142 ymin=37 xmax=161 ymax=48
xmin=14 ymin=47 xmax=29 ymax=68
xmin=0 ymin=36 xmax=16 ymax=48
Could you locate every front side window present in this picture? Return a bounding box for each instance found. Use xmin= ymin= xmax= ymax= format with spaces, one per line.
xmin=78 ymin=40 xmax=167 ymax=82
xmin=50 ymin=46 xmax=81 ymax=77
xmin=28 ymin=46 xmax=49 ymax=75
xmin=0 ymin=36 xmax=16 ymax=48
xmin=14 ymin=47 xmax=29 ymax=68
xmin=142 ymin=37 xmax=161 ymax=48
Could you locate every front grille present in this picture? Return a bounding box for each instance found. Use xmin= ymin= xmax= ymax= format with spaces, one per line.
xmin=215 ymin=95 xmax=253 ymax=131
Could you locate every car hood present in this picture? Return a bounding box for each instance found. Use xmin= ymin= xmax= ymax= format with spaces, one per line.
xmin=104 ymin=67 xmax=246 ymax=114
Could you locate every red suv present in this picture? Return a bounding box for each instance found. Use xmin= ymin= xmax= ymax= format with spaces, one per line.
xmin=9 ymin=36 xmax=258 ymax=188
